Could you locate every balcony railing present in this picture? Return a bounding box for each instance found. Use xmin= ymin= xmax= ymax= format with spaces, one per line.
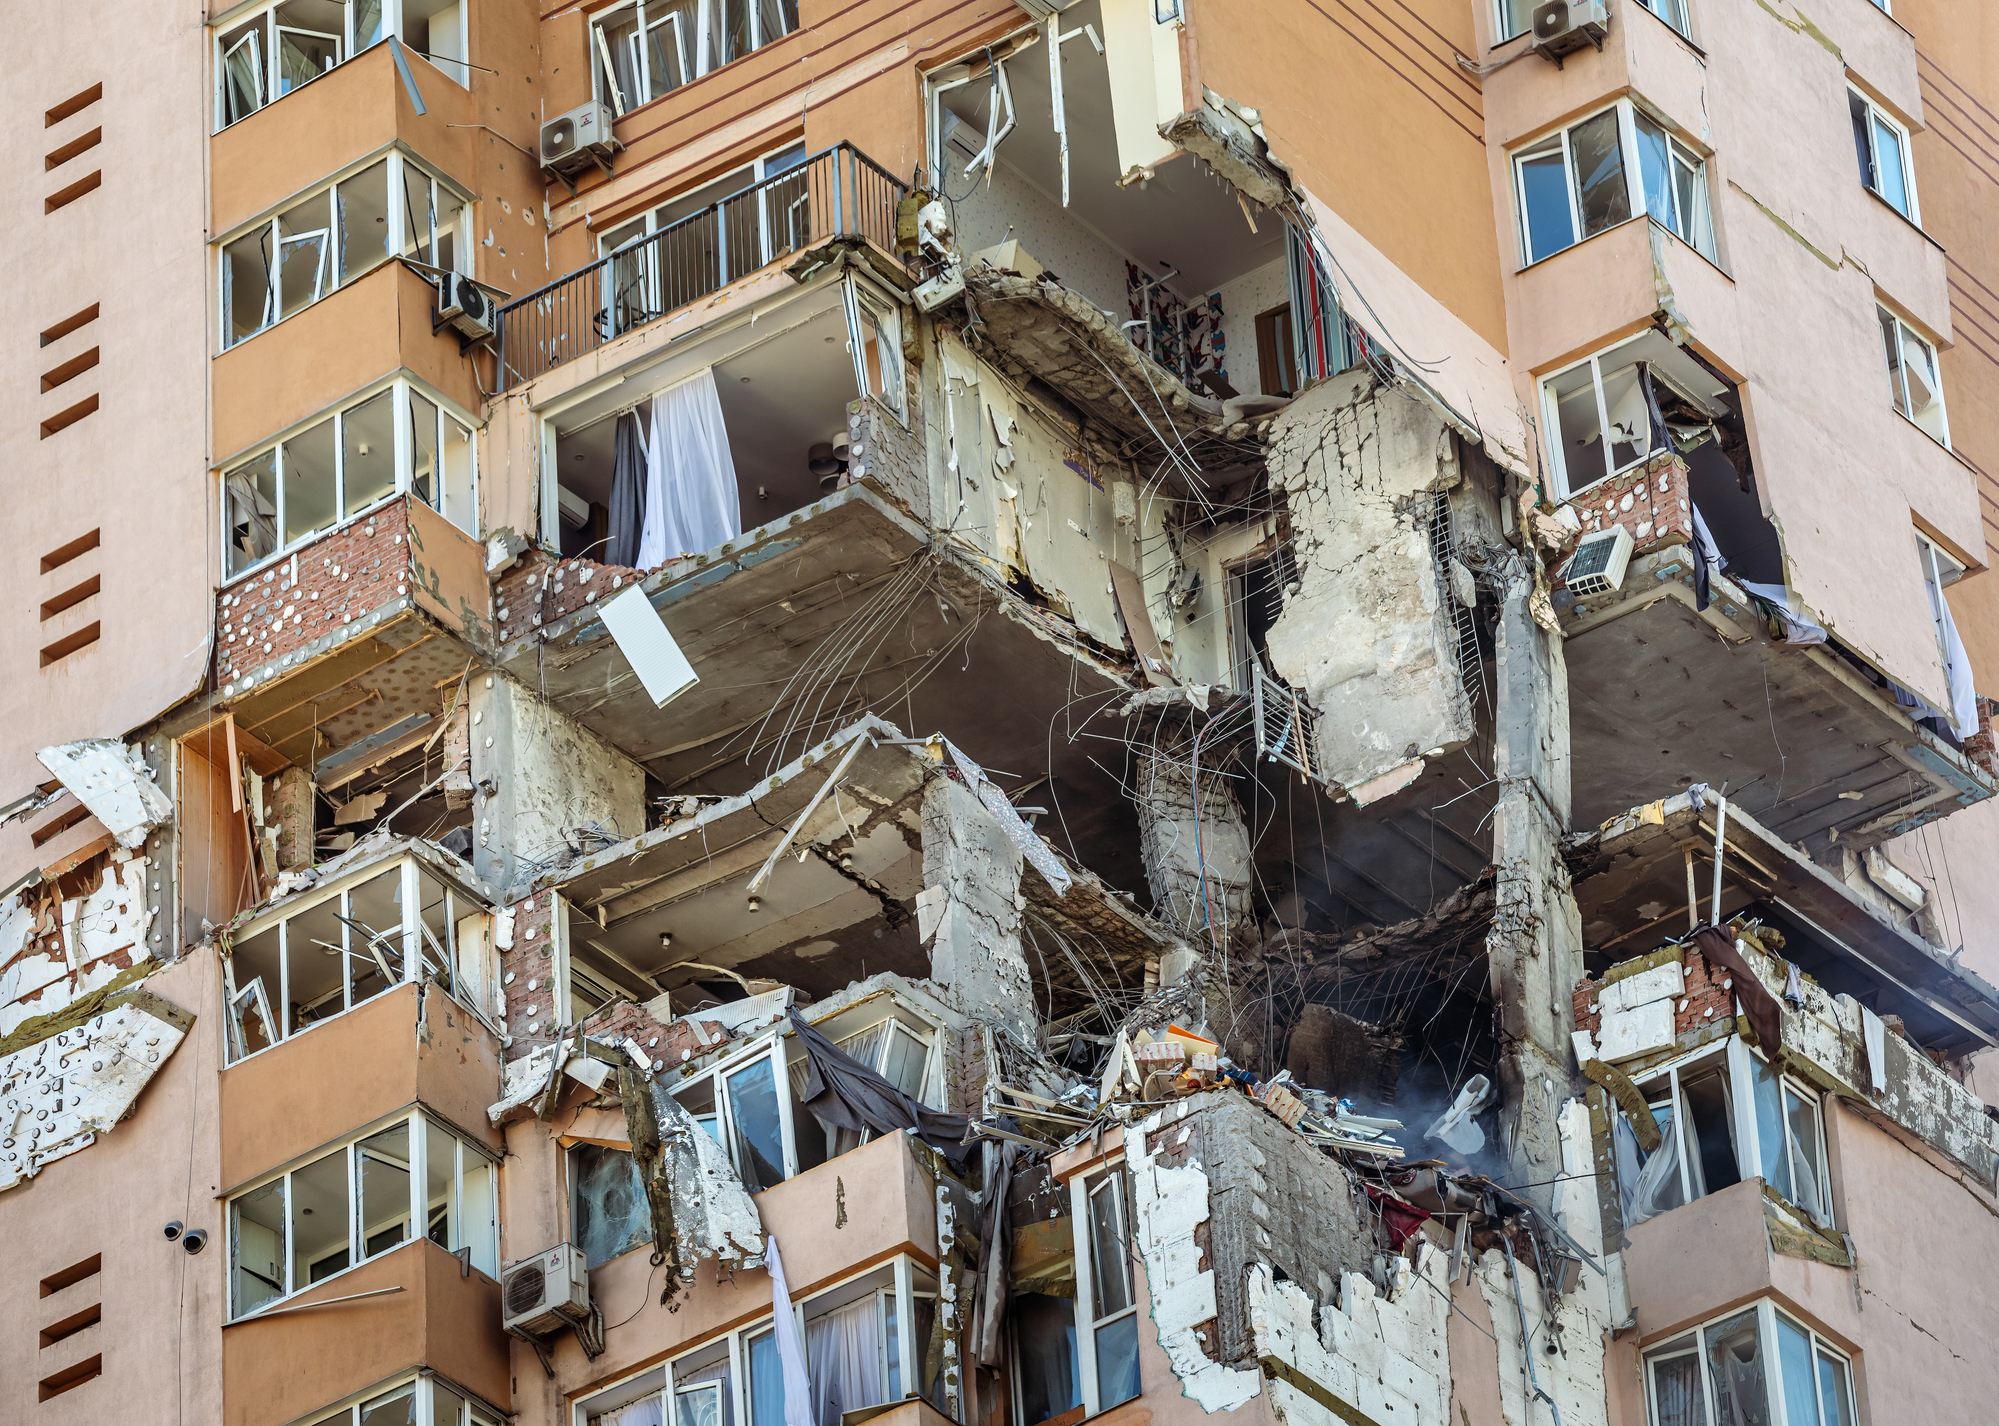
xmin=497 ymin=142 xmax=904 ymax=388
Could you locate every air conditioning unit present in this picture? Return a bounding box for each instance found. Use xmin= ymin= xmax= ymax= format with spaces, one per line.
xmin=437 ymin=273 xmax=494 ymax=340
xmin=1560 ymin=524 xmax=1635 ymax=598
xmin=500 ymin=1243 xmax=591 ymax=1336
xmin=1530 ymin=0 xmax=1608 ymax=60
xmin=540 ymin=100 xmax=616 ymax=176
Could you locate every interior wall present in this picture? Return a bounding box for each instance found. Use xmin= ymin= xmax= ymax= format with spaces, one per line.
xmin=949 ymin=155 xmax=1142 ymax=321
xmin=1214 ymin=257 xmax=1289 ymax=397
xmin=179 ymin=731 xmax=253 ymax=946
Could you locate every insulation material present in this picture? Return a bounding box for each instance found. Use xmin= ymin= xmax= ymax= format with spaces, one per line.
xmin=36 ymin=740 xmax=173 ymax=851
xmin=616 ymin=1037 xmax=767 ymax=1275
xmin=0 ymin=856 xmax=155 ymax=1040
xmin=1126 ymin=1103 xmax=1263 ymax=1412
xmin=0 ymin=991 xmax=190 ymax=1192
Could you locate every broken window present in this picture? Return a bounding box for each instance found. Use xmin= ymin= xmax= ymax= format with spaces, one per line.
xmin=1850 ymin=87 xmax=1917 ymax=222
xmin=787 ymin=1012 xmax=936 ymax=1164
xmin=575 ymin=1258 xmax=935 ymax=1426
xmin=591 ymin=0 xmax=795 ymax=116
xmin=1514 ymin=100 xmax=1714 ymax=266
xmin=221 ymin=853 xmax=491 ymax=1062
xmin=676 ymin=1038 xmax=795 ymax=1192
xmin=219 ymin=153 xmax=465 ymax=349
xmin=1917 ymin=534 xmax=1976 ymax=737
xmin=843 ymin=274 xmax=907 ymax=421
xmin=1067 ymin=1165 xmax=1140 ymax=1415
xmin=1612 ymin=1038 xmax=1828 ymax=1226
xmin=1642 ymin=1303 xmax=1855 ymax=1426
xmin=1538 ymin=329 xmax=1727 ymax=496
xmin=1633 ymin=0 xmax=1690 ymax=36
xmin=221 ymin=376 xmax=479 ymax=578
xmin=1285 ymin=226 xmax=1374 ymax=381
xmin=214 ymin=0 xmax=470 ymax=129
xmin=304 ymin=1376 xmax=503 ymax=1426
xmin=1879 ymin=305 xmax=1948 ymax=444
xmin=227 ymin=1110 xmax=498 ymax=1318
xmin=569 ymin=1142 xmax=652 ymax=1267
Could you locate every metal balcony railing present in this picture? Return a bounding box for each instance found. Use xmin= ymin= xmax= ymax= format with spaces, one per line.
xmin=497 ymin=142 xmax=905 ymax=388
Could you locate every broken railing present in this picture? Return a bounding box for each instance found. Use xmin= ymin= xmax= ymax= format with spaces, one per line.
xmin=497 ymin=142 xmax=905 ymax=388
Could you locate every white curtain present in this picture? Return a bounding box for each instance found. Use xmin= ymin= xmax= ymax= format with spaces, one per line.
xmin=765 ymin=1235 xmax=815 ymax=1426
xmin=807 ymin=1297 xmax=883 ymax=1426
xmin=1938 ymin=589 xmax=1979 ymax=738
xmin=637 ymin=369 xmax=741 ymax=567
xmin=603 ymin=1398 xmax=665 ymax=1426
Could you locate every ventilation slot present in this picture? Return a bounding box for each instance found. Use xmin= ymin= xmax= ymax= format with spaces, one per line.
xmin=40 ymin=622 xmax=101 ymax=667
xmin=30 ymin=802 xmax=89 ymax=846
xmin=41 ymin=347 xmax=98 ymax=394
xmin=41 ymin=305 xmax=99 ymax=348
xmin=46 ymin=171 xmax=101 ymax=214
xmin=40 ymin=1303 xmax=100 ymax=1348
xmin=41 ymin=528 xmax=100 ymax=573
xmin=40 ymin=1254 xmax=101 ymax=1297
xmin=38 ymin=1355 xmax=101 ymax=1402
xmin=45 ymin=83 xmax=102 ymax=128
xmin=40 ymin=394 xmax=98 ymax=439
xmin=45 ymin=128 xmax=101 ymax=172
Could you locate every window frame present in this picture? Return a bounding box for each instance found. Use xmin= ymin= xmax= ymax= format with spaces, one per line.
xmin=301 ymin=1372 xmax=504 ymax=1426
xmin=1632 ymin=0 xmax=1691 ymax=37
xmin=1850 ymin=86 xmax=1920 ymax=224
xmin=1511 ymin=97 xmax=1716 ymax=269
xmin=213 ymin=0 xmax=472 ymax=131
xmin=590 ymin=0 xmax=797 ymax=118
xmin=218 ymin=374 xmax=482 ymax=581
xmin=1879 ymin=304 xmax=1949 ymax=446
xmin=226 ymin=1107 xmax=501 ymax=1322
xmin=570 ymin=1255 xmax=932 ymax=1426
xmin=218 ymin=851 xmax=492 ymax=1063
xmin=1613 ymin=1035 xmax=1832 ymax=1226
xmin=216 ymin=150 xmax=472 ymax=353
xmin=1536 ymin=332 xmax=1710 ymax=498
xmin=1066 ymin=1159 xmax=1142 ymax=1418
xmin=1285 ymin=225 xmax=1376 ymax=383
xmin=673 ymin=1029 xmax=801 ymax=1192
xmin=1641 ymin=1300 xmax=1857 ymax=1426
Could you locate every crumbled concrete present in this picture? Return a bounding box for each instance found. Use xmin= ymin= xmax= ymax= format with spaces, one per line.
xmin=0 ymin=852 xmax=157 ymax=1040
xmin=919 ymin=777 xmax=1033 ymax=1036
xmin=1134 ymin=745 xmax=1254 ymax=951
xmin=1263 ymin=368 xmax=1474 ymax=795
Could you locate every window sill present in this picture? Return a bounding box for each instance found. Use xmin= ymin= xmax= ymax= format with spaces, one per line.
xmin=1631 ymin=2 xmax=1703 ymax=53
xmin=1892 ymin=405 xmax=1953 ymax=456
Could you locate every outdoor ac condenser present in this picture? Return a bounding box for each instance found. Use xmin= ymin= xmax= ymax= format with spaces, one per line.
xmin=500 ymin=1243 xmax=591 ymax=1336
xmin=1561 ymin=524 xmax=1635 ymax=598
xmin=437 ymin=273 xmax=494 ymax=340
xmin=540 ymin=101 xmax=616 ymax=176
xmin=1530 ymin=0 xmax=1608 ymax=59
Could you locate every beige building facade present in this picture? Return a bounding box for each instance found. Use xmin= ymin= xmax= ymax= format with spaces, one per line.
xmin=5 ymin=2 xmax=1998 ymax=1425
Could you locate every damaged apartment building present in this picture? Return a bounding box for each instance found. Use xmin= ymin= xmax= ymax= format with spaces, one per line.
xmin=11 ymin=0 xmax=1999 ymax=1424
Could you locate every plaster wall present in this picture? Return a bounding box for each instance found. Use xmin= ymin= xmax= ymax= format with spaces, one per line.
xmin=1484 ymin=0 xmax=1977 ymax=713
xmin=1214 ymin=258 xmax=1290 ymax=397
xmin=0 ymin=0 xmax=213 ymax=892
xmin=0 ymin=951 xmax=223 ymax=1424
xmin=950 ymin=157 xmax=1141 ymax=321
xmin=219 ymin=979 xmax=504 ymax=1190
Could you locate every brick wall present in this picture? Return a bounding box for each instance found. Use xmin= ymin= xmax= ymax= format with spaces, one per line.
xmin=1555 ymin=453 xmax=1693 ymax=583
xmin=217 ymin=498 xmax=416 ymax=691
xmin=492 ymin=550 xmax=650 ymax=648
xmin=1572 ymin=944 xmax=1738 ymax=1043
xmin=500 ymin=891 xmax=556 ymax=1061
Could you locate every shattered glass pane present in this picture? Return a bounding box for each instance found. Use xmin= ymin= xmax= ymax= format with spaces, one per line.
xmin=281 ymin=416 xmax=338 ymax=546
xmin=1634 ymin=112 xmax=1677 ymax=234
xmin=1749 ymin=1055 xmax=1792 ymax=1203
xmin=347 ymin=868 xmax=407 ymax=1007
xmin=1705 ymin=1310 xmax=1772 ymax=1426
xmin=1881 ymin=308 xmax=1908 ymax=414
xmin=225 ymin=451 xmax=279 ymax=577
xmin=357 ymin=1122 xmax=411 ymax=1259
xmin=1571 ymin=109 xmax=1632 ymax=240
xmin=1646 ymin=1338 xmax=1707 ymax=1426
xmin=1088 ymin=1177 xmax=1133 ymax=1318
xmin=360 ymin=1384 xmax=417 ymax=1426
xmin=292 ymin=1148 xmax=351 ymax=1285
xmin=1518 ymin=143 xmax=1574 ymax=264
xmin=1549 ymin=360 xmax=1603 ymax=492
xmin=231 ymin=1180 xmax=287 ymax=1316
xmin=726 ymin=1057 xmax=787 ymax=1190
xmin=224 ymin=226 xmax=276 ymax=346
xmin=573 ymin=1142 xmax=652 ymax=1267
xmin=1599 ymin=359 xmax=1653 ymax=472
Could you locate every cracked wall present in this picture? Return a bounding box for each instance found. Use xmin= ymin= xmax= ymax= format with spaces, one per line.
xmin=0 ymin=850 xmax=159 ymax=1041
xmin=1264 ymin=368 xmax=1475 ymax=799
xmin=917 ymin=777 xmax=1032 ymax=1037
xmin=1134 ymin=744 xmax=1254 ymax=953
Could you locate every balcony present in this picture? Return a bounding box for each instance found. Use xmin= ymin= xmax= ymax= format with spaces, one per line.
xmin=496 ymin=142 xmax=904 ymax=389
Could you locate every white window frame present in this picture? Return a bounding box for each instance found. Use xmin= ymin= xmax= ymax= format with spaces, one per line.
xmin=1493 ymin=0 xmax=1535 ymax=43
xmin=1850 ymin=86 xmax=1919 ymax=224
xmin=843 ymin=273 xmax=908 ymax=423
xmin=1918 ymin=533 xmax=1966 ymax=676
xmin=1632 ymin=0 xmax=1691 ymax=38
xmin=217 ymin=150 xmax=471 ymax=352
xmin=590 ymin=0 xmax=795 ymax=117
xmin=226 ymin=1107 xmax=501 ymax=1321
xmin=1879 ymin=304 xmax=1949 ymax=446
xmin=570 ymin=1256 xmax=930 ymax=1426
xmin=1511 ymin=97 xmax=1715 ymax=268
xmin=301 ymin=1373 xmax=504 ymax=1426
xmin=1537 ymin=333 xmax=1706 ymax=497
xmin=214 ymin=0 xmax=472 ymax=130
xmin=1641 ymin=1300 xmax=1857 ymax=1426
xmin=674 ymin=1027 xmax=802 ymax=1189
xmin=218 ymin=852 xmax=491 ymax=1062
xmin=1615 ymin=1035 xmax=1832 ymax=1225
xmin=218 ymin=374 xmax=481 ymax=581
xmin=1066 ymin=1160 xmax=1142 ymax=1419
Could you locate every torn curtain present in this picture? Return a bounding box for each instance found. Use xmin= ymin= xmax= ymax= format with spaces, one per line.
xmin=637 ymin=369 xmax=742 ymax=568
xmin=1692 ymin=925 xmax=1783 ymax=1054
xmin=786 ymin=1008 xmax=974 ymax=1169
xmin=606 ymin=411 xmax=646 ymax=568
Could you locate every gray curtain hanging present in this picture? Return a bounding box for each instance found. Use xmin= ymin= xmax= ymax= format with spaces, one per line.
xmin=606 ymin=411 xmax=646 ymax=567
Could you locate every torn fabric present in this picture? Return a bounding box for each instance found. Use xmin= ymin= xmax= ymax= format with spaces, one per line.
xmin=1739 ymin=580 xmax=1827 ymax=646
xmin=765 ymin=1235 xmax=814 ymax=1426
xmin=1691 ymin=926 xmax=1783 ymax=1053
xmin=1936 ymin=586 xmax=1980 ymax=738
xmin=941 ymin=739 xmax=1072 ymax=897
xmin=787 ymin=1009 xmax=974 ymax=1169
xmin=1690 ymin=505 xmax=1723 ymax=613
xmin=36 ymin=741 xmax=174 ymax=850
xmin=969 ymin=1138 xmax=1019 ymax=1367
xmin=615 ymin=1037 xmax=766 ymax=1278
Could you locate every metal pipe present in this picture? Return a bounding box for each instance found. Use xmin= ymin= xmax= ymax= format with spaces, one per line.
xmin=1502 ymin=1236 xmax=1563 ymax=1426
xmin=744 ymin=731 xmax=870 ymax=898
xmin=1710 ymin=794 xmax=1729 ymax=926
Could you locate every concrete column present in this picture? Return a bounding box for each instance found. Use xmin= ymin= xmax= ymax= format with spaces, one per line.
xmin=1134 ymin=743 xmax=1255 ymax=955
xmin=919 ymin=776 xmax=1035 ymax=1038
xmin=1485 ymin=552 xmax=1584 ymax=1206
